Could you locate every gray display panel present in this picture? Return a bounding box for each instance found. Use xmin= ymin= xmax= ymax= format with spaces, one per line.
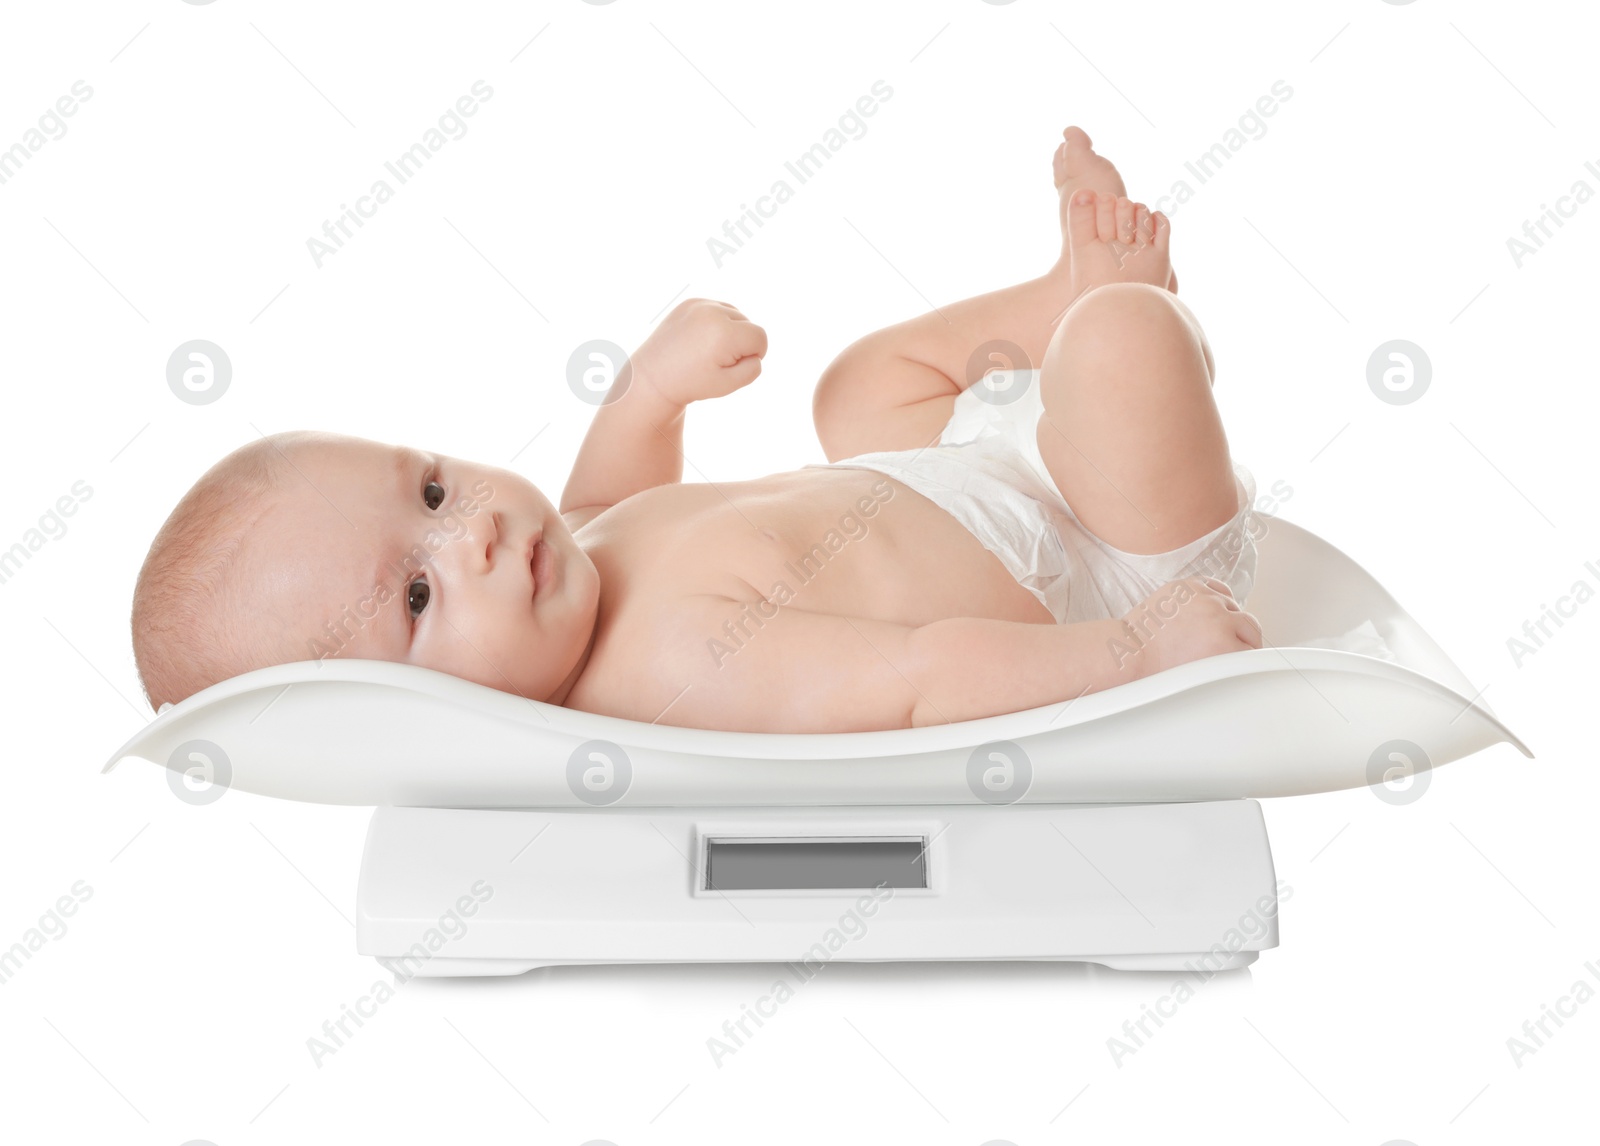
xmin=704 ymin=837 xmax=928 ymax=890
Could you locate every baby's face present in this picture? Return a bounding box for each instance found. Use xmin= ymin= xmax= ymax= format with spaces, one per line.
xmin=248 ymin=433 xmax=599 ymax=702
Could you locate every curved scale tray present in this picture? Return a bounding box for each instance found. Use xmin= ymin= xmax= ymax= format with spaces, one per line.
xmin=104 ymin=515 xmax=1532 ymax=806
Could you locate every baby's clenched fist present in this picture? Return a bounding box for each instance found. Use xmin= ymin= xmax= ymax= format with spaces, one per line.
xmin=632 ymin=299 xmax=768 ymax=407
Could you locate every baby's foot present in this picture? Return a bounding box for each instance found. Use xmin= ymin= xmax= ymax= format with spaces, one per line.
xmin=1064 ymin=188 xmax=1171 ymax=302
xmin=1052 ymin=126 xmax=1177 ymax=293
xmin=1053 ymin=127 xmax=1125 ymax=235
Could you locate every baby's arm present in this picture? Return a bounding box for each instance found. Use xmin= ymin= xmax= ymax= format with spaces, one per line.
xmin=652 ymin=602 xmax=1136 ymax=732
xmin=558 ymin=362 xmax=686 ymax=530
xmin=653 ymin=578 xmax=1260 ymax=732
xmin=560 ymin=299 xmax=766 ymax=526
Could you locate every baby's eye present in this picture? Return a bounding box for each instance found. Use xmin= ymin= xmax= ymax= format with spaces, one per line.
xmin=407 ymin=577 xmax=431 ymax=620
xmin=422 ymin=478 xmax=445 ymax=511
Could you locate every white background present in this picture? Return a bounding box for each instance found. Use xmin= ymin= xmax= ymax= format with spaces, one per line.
xmin=1 ymin=0 xmax=1595 ymax=1142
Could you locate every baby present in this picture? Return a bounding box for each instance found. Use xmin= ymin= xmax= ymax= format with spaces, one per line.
xmin=132 ymin=126 xmax=1264 ymax=733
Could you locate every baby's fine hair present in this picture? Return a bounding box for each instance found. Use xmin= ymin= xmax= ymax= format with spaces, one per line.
xmin=131 ymin=432 xmax=305 ymax=711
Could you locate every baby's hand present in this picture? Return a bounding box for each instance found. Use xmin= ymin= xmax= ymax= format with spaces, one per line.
xmin=632 ymin=299 xmax=767 ymax=407
xmin=1117 ymin=577 xmax=1263 ymax=679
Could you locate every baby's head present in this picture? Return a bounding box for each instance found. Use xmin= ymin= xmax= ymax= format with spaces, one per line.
xmin=132 ymin=430 xmax=600 ymax=710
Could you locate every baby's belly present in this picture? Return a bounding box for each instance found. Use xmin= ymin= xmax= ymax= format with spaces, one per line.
xmin=569 ymin=468 xmax=1056 ymax=722
xmin=677 ymin=468 xmax=1053 ymax=628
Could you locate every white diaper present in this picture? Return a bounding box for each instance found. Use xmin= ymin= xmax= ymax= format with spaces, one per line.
xmin=805 ymin=369 xmax=1261 ymax=625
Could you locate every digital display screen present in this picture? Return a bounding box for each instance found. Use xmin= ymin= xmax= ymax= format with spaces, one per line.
xmin=704 ymin=837 xmax=928 ymax=890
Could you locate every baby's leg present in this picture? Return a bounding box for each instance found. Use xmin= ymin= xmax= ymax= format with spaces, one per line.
xmin=813 ymin=270 xmax=1069 ymax=462
xmin=813 ymin=127 xmax=1184 ymax=462
xmin=1035 ymin=190 xmax=1234 ymax=556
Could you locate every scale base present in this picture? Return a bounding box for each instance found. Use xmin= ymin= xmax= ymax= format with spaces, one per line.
xmin=390 ymin=950 xmax=1259 ymax=978
xmin=356 ymin=801 xmax=1280 ymax=977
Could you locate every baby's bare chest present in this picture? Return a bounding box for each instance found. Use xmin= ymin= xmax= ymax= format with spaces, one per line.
xmin=586 ymin=468 xmax=1049 ymax=633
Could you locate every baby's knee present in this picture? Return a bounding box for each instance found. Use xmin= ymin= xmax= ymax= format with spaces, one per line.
xmin=1065 ymin=281 xmax=1183 ymax=331
xmin=1051 ymin=282 xmax=1203 ymax=367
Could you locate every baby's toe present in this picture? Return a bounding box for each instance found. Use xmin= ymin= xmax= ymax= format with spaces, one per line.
xmin=1133 ymin=202 xmax=1153 ymax=246
xmin=1095 ymin=192 xmax=1119 ymax=243
xmin=1115 ymin=196 xmax=1137 ymax=246
xmin=1054 ymin=125 xmax=1095 ymax=187
xmin=1068 ymin=188 xmax=1100 ymax=246
xmin=1152 ymin=210 xmax=1171 ymax=252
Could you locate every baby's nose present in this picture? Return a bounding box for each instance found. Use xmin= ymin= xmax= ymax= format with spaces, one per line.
xmin=433 ymin=508 xmax=502 ymax=574
xmin=474 ymin=510 xmax=504 ymax=567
